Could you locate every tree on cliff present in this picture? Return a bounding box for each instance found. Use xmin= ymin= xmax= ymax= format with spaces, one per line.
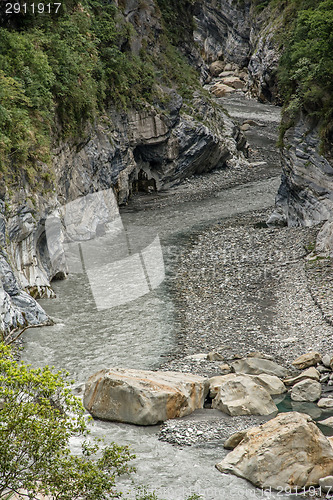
xmin=0 ymin=343 xmax=134 ymax=499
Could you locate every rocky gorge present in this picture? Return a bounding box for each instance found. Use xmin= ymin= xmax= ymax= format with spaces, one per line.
xmin=1 ymin=0 xmax=332 ymax=336
xmin=1 ymin=0 xmax=333 ymax=498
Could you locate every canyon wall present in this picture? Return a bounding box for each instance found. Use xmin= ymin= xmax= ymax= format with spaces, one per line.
xmin=0 ymin=0 xmax=246 ymax=334
xmin=1 ymin=0 xmax=333 ymax=335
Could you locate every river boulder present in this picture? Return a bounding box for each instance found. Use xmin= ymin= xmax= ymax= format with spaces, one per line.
xmin=292 ymin=352 xmax=321 ymax=370
xmin=291 ymin=379 xmax=322 ymax=402
xmin=210 ymin=373 xmax=278 ymax=416
xmin=284 ymin=366 xmax=320 ymax=386
xmin=83 ymin=368 xmax=209 ymax=425
xmin=216 ymin=412 xmax=333 ymax=490
xmin=231 ymin=357 xmax=288 ymax=378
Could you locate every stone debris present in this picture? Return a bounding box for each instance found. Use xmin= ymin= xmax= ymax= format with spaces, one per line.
xmin=207 ymin=351 xmax=225 ymax=361
xmin=292 ymin=351 xmax=322 ymax=370
xmin=159 ymin=412 xmax=267 ymax=447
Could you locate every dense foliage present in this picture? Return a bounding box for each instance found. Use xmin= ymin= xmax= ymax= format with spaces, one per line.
xmin=0 ymin=343 xmax=134 ymax=499
xmin=265 ymin=0 xmax=333 ymax=148
xmin=0 ymin=0 xmax=199 ymax=185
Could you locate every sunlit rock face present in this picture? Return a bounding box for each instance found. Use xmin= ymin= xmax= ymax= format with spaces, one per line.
xmin=216 ymin=412 xmax=333 ymax=490
xmin=84 ymin=368 xmax=209 ymax=425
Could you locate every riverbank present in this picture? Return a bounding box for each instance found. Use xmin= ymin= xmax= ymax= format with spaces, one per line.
xmin=162 ymin=210 xmax=330 ymax=375
xmin=154 ymin=95 xmax=333 ymax=454
xmin=18 ymin=94 xmax=333 ymax=500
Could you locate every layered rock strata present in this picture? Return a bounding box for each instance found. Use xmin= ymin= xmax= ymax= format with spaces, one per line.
xmin=0 ymin=0 xmax=249 ymax=335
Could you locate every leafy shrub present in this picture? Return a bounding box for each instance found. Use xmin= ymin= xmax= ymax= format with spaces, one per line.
xmin=0 ymin=343 xmax=134 ymax=499
xmin=0 ymin=0 xmax=198 ymax=186
xmin=277 ymin=0 xmax=333 ymax=148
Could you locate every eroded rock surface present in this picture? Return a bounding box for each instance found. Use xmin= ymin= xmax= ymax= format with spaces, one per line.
xmin=216 ymin=412 xmax=333 ymax=490
xmin=231 ymin=357 xmax=288 ymax=378
xmin=271 ymin=117 xmax=333 ymax=229
xmin=291 ymin=379 xmax=322 ymax=403
xmin=83 ymin=368 xmax=209 ymax=425
xmin=210 ymin=373 xmax=277 ymax=416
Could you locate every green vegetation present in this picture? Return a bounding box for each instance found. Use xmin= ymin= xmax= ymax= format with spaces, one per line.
xmin=0 ymin=0 xmax=201 ymax=188
xmin=155 ymin=0 xmax=196 ymax=46
xmin=259 ymin=0 xmax=333 ymax=150
xmin=0 ymin=342 xmax=206 ymax=499
xmin=0 ymin=342 xmax=134 ymax=499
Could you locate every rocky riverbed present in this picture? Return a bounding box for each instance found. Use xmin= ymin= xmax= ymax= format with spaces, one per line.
xmin=20 ymin=93 xmax=333 ymax=499
xmin=152 ymin=95 xmax=333 ymax=453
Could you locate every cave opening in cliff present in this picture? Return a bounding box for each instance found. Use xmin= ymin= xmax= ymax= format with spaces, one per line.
xmin=132 ymin=146 xmax=162 ymax=193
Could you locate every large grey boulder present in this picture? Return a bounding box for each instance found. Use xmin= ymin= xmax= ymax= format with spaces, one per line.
xmin=250 ymin=374 xmax=287 ymax=395
xmin=84 ymin=368 xmax=209 ymax=425
xmin=216 ymin=412 xmax=333 ymax=490
xmin=291 ymin=379 xmax=322 ymax=402
xmin=231 ymin=357 xmax=288 ymax=378
xmin=209 ymin=373 xmax=286 ymax=397
xmin=210 ymin=373 xmax=277 ymax=416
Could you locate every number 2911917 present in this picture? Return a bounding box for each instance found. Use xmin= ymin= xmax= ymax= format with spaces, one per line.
xmin=5 ymin=3 xmax=62 ymax=14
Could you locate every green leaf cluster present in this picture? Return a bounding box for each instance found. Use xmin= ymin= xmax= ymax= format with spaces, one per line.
xmin=0 ymin=343 xmax=134 ymax=499
xmin=1 ymin=0 xmax=194 ymax=187
xmin=274 ymin=0 xmax=333 ymax=148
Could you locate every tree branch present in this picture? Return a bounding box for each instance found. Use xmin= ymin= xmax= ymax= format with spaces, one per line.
xmin=3 ymin=323 xmax=51 ymax=346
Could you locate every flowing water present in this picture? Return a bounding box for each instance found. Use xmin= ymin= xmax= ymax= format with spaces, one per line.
xmin=21 ymin=96 xmax=289 ymax=499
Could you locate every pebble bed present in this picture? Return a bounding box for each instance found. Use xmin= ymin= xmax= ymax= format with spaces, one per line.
xmin=153 ymin=96 xmax=333 ymax=451
xmin=159 ymin=408 xmax=272 ymax=447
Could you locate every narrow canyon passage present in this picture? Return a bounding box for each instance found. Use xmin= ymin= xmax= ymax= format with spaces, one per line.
xmin=20 ymin=95 xmax=328 ymax=500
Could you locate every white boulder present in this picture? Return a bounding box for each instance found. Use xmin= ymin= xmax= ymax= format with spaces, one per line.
xmin=210 ymin=373 xmax=277 ymax=416
xmin=216 ymin=412 xmax=333 ymax=490
xmin=84 ymin=368 xmax=209 ymax=425
xmin=291 ymin=379 xmax=322 ymax=402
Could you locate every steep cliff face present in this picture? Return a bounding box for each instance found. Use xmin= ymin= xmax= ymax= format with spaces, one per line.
xmin=270 ymin=117 xmax=333 ymax=227
xmin=194 ymin=0 xmax=280 ymax=103
xmin=194 ymin=0 xmax=251 ymax=67
xmin=2 ymin=0 xmax=332 ymax=336
xmin=53 ymin=94 xmax=243 ymax=206
xmin=0 ymin=0 xmax=247 ymax=335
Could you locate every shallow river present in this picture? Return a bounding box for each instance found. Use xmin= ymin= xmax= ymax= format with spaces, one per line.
xmin=22 ymin=96 xmax=289 ymax=499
